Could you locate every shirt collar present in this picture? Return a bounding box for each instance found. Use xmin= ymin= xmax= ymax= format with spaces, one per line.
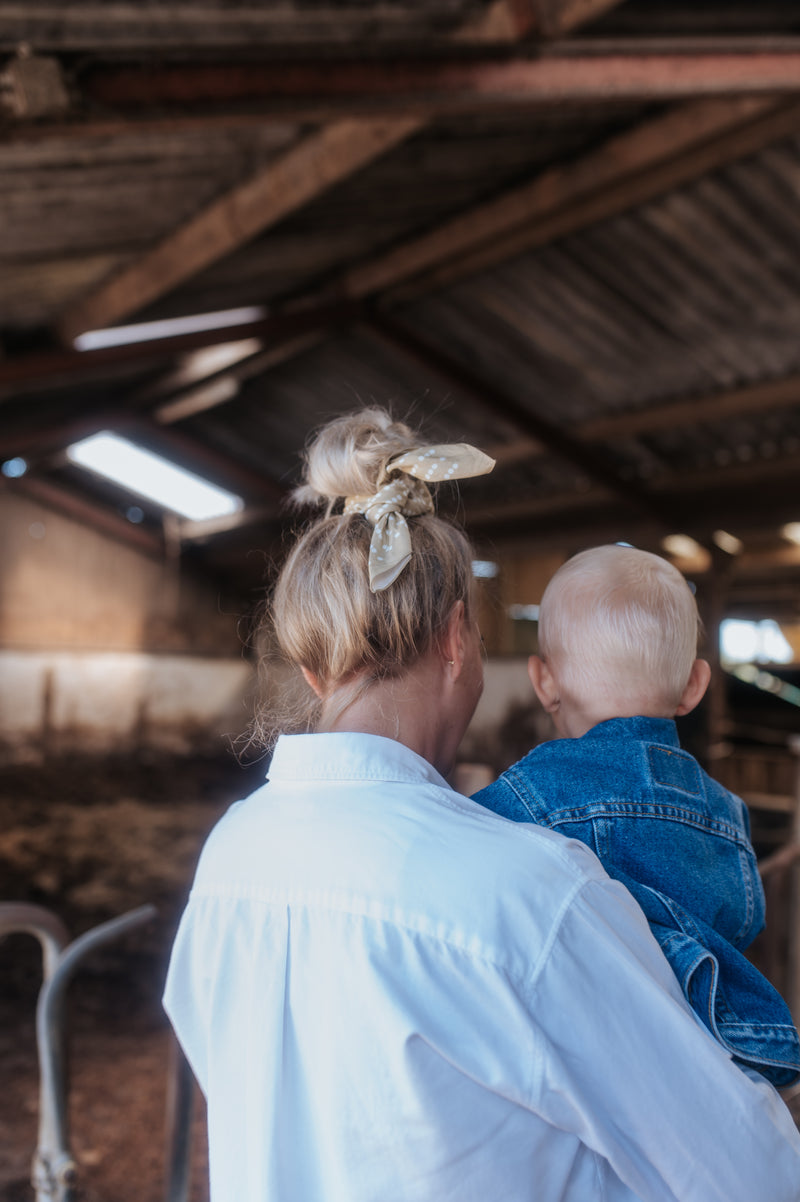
xmin=267 ymin=731 xmax=453 ymax=789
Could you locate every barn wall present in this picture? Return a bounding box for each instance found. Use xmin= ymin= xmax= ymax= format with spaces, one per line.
xmin=0 ymin=494 xmax=254 ymax=760
xmin=1 ymin=493 xmax=243 ymax=653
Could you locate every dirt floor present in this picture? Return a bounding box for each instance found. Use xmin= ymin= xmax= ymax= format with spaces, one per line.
xmin=0 ymin=752 xmax=267 ymax=1202
xmin=2 ymin=752 xmax=800 ymax=1202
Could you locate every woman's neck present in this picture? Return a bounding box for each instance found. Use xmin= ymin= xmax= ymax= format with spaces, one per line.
xmin=319 ymin=656 xmax=457 ymax=778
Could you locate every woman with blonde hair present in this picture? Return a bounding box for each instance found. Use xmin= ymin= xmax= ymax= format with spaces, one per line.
xmin=164 ymin=408 xmax=800 ymax=1202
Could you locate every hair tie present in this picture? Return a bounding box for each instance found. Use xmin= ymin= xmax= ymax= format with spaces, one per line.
xmin=343 ymin=443 xmax=495 ymax=591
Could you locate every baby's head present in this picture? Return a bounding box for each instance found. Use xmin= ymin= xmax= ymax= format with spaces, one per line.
xmin=531 ymin=544 xmax=710 ymax=738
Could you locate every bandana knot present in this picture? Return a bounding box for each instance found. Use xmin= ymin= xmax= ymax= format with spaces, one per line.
xmin=343 ymin=443 xmax=494 ymax=591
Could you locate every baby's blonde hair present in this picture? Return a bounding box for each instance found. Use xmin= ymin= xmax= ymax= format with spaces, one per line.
xmin=255 ymin=408 xmax=475 ymax=742
xmin=539 ymin=545 xmax=701 ymax=713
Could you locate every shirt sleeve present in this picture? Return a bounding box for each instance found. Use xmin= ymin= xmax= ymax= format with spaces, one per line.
xmin=530 ymin=873 xmax=800 ymax=1202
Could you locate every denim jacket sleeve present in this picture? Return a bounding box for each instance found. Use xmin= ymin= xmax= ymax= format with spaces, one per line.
xmin=472 ymin=770 xmax=544 ymax=825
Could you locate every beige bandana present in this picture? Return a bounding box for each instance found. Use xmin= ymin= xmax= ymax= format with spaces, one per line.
xmin=343 ymin=443 xmax=495 ymax=591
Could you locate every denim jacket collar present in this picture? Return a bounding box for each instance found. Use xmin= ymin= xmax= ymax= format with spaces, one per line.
xmin=580 ymin=716 xmax=680 ymax=746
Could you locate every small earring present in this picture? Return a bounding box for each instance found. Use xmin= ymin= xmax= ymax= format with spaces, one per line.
xmin=447 ymin=659 xmax=455 ymax=666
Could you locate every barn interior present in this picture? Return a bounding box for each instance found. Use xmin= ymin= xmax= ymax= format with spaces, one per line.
xmin=2 ymin=1 xmax=800 ymax=1198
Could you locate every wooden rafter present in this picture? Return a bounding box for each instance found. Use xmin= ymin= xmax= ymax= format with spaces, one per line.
xmin=341 ymin=96 xmax=800 ymax=299
xmin=458 ymin=0 xmax=633 ymax=40
xmin=44 ymin=95 xmax=795 ymax=428
xmin=578 ymin=373 xmax=800 ymax=443
xmin=536 ymin=0 xmax=624 ymax=36
xmin=0 ymin=300 xmax=362 ymax=392
xmin=79 ymin=46 xmax=800 ymax=119
xmin=411 ymin=105 xmax=800 ymax=291
xmin=56 ymin=118 xmax=420 ymax=344
xmin=0 ymin=1 xmax=560 ymax=50
xmin=465 ymin=448 xmax=800 ymax=537
xmin=0 ymin=0 xmax=628 ymax=56
xmin=477 ymin=373 xmax=800 ymax=474
xmin=48 ymin=0 xmax=603 ymax=356
xmin=650 ymin=449 xmax=800 ymax=500
xmin=362 ymin=315 xmax=678 ymax=529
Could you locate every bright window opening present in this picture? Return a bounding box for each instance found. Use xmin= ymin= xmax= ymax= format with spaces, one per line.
xmin=720 ymin=619 xmax=793 ymax=666
xmin=66 ymin=432 xmax=243 ymax=522
xmin=508 ymin=604 xmax=540 ymax=622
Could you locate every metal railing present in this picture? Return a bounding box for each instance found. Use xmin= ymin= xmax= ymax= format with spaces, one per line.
xmin=0 ymin=903 xmax=195 ymax=1202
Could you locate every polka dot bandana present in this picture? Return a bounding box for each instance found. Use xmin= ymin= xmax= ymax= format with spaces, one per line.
xmin=343 ymin=443 xmax=495 ymax=591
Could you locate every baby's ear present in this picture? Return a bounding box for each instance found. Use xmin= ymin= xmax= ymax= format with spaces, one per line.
xmin=675 ymin=658 xmax=712 ymax=716
xmin=528 ymin=655 xmax=560 ymax=714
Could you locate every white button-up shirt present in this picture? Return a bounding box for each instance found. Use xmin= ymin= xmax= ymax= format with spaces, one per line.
xmin=164 ymin=733 xmax=800 ymax=1201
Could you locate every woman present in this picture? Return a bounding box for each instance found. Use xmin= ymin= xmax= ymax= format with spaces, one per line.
xmin=164 ymin=408 xmax=800 ymax=1202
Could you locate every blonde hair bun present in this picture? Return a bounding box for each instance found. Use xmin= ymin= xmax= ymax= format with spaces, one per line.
xmin=293 ymin=407 xmax=420 ymax=510
xmin=255 ymin=406 xmax=477 ymax=744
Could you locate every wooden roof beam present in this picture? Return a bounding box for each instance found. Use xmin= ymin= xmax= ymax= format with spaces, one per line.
xmin=465 ymin=449 xmax=800 ymax=536
xmin=341 ymin=96 xmax=800 ymax=300
xmin=456 ymin=0 xmax=624 ymax=41
xmin=80 ymin=46 xmax=800 ymax=120
xmin=533 ymin=0 xmax=626 ymax=37
xmin=56 ymin=118 xmax=421 ymax=345
xmin=579 ymin=373 xmax=800 ymax=442
xmin=0 ymin=300 xmax=362 ymax=393
xmin=0 ymin=1 xmax=614 ymax=51
xmin=362 ymin=314 xmax=678 ymax=530
xmin=480 ymin=372 xmax=800 ymax=472
xmin=48 ymin=0 xmax=615 ymax=351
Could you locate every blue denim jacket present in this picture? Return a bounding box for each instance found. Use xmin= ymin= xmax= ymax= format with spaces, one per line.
xmin=474 ymin=716 xmax=800 ymax=1087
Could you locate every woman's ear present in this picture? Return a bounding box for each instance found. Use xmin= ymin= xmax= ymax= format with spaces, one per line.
xmin=675 ymin=658 xmax=712 ymax=716
xmin=440 ymin=600 xmax=467 ymax=676
xmin=528 ymin=655 xmax=560 ymax=714
xmin=300 ymin=665 xmax=325 ymax=699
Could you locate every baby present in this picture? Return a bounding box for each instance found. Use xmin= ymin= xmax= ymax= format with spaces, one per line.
xmin=475 ymin=544 xmax=799 ymax=1086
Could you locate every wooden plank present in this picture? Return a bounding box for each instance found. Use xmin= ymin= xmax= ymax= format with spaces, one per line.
xmin=649 ymin=449 xmax=800 ymax=495
xmin=454 ymin=0 xmax=539 ymax=42
xmin=0 ymin=4 xmax=476 ymax=49
xmin=0 ymin=300 xmax=361 ymax=391
xmin=0 ymin=0 xmax=623 ymax=53
xmin=152 ymin=333 xmax=323 ymax=424
xmin=56 ymin=118 xmax=421 ymax=343
xmin=0 ymin=112 xmax=303 ymax=144
xmin=341 ymin=97 xmax=779 ymax=298
xmin=579 ymin=373 xmax=800 ymax=442
xmin=462 ymin=448 xmax=800 ymax=534
xmin=362 ymin=315 xmax=678 ymax=528
xmin=80 ymin=47 xmax=800 ymax=118
xmin=535 ymin=0 xmax=626 ymax=37
xmin=464 ymin=486 xmax=612 ymax=526
xmin=391 ymin=98 xmax=800 ymax=295
xmin=473 ymin=371 xmax=800 ymax=477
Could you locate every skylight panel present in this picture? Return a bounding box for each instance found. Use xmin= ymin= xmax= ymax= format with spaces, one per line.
xmin=73 ymin=306 xmax=266 ymax=351
xmin=66 ymin=431 xmax=243 ymax=523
